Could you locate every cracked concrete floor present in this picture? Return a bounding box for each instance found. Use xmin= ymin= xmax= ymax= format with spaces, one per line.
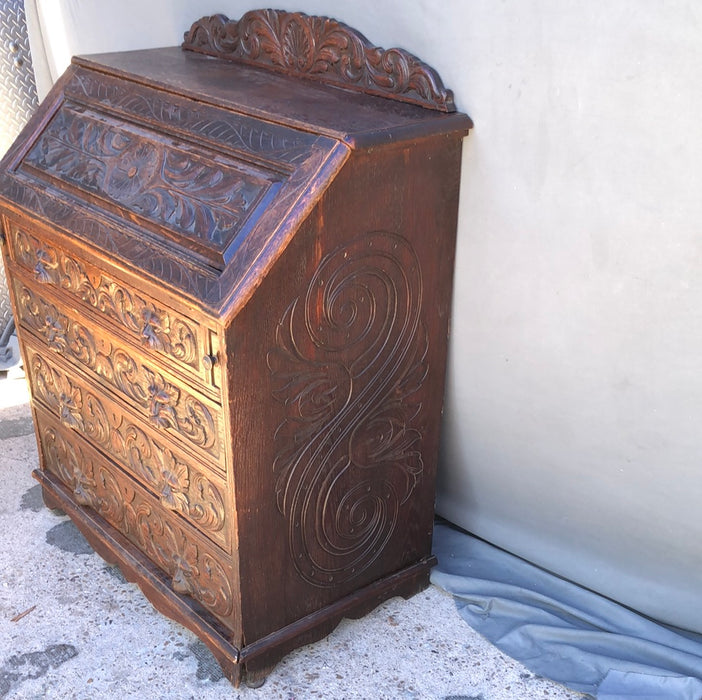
xmin=0 ymin=369 xmax=584 ymax=699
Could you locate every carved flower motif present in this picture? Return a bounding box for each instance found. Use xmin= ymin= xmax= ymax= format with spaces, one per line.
xmin=34 ymin=248 xmax=55 ymax=283
xmin=140 ymin=307 xmax=169 ymax=351
xmin=156 ymin=448 xmax=189 ymax=513
xmin=72 ymin=465 xmax=96 ymax=507
xmin=43 ymin=313 xmax=67 ymax=352
xmin=57 ymin=382 xmax=83 ymax=431
xmin=145 ymin=369 xmax=179 ymax=429
xmin=164 ymin=525 xmax=199 ymax=596
xmin=108 ymin=142 xmax=158 ymax=199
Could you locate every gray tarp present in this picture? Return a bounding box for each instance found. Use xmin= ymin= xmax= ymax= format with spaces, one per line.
xmin=431 ymin=521 xmax=702 ymax=699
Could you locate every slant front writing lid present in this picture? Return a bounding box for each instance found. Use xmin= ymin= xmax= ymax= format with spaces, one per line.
xmin=0 ymin=62 xmax=345 ymax=310
xmin=19 ymin=102 xmax=282 ymax=269
xmin=0 ymin=9 xmax=470 ymax=314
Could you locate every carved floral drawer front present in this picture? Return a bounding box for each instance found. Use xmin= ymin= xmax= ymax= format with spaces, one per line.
xmin=5 ymin=220 xmax=221 ymax=393
xmin=16 ymin=285 xmax=224 ymax=462
xmin=37 ymin=410 xmax=237 ymax=630
xmin=23 ymin=338 xmax=225 ymax=475
xmin=27 ymin=349 xmax=230 ymax=549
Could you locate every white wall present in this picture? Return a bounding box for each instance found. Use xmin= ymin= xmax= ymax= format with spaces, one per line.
xmin=27 ymin=0 xmax=702 ymax=633
xmin=437 ymin=1 xmax=702 ymax=634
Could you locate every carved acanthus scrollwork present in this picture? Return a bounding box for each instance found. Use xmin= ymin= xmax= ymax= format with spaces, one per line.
xmin=22 ymin=105 xmax=273 ymax=253
xmin=183 ymin=10 xmax=455 ymax=112
xmin=40 ymin=424 xmax=234 ymax=621
xmin=11 ymin=228 xmax=200 ymax=369
xmin=32 ymin=355 xmax=110 ymax=443
xmin=18 ymin=286 xmax=218 ymax=455
xmin=29 ymin=351 xmax=227 ymax=547
xmin=0 ymin=179 xmax=222 ymax=301
xmin=118 ymin=423 xmax=225 ymax=536
xmin=141 ymin=516 xmax=233 ymax=617
xmin=268 ymin=231 xmax=428 ymax=588
xmin=65 ymin=69 xmax=315 ymax=165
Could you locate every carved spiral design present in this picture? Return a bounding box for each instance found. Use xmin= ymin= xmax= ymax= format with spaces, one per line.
xmin=269 ymin=231 xmax=427 ymax=587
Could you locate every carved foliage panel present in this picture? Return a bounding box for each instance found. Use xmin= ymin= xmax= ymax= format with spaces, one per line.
xmin=64 ymin=68 xmax=319 ymax=166
xmin=38 ymin=414 xmax=235 ymax=625
xmin=8 ymin=225 xmax=207 ymax=377
xmin=26 ymin=346 xmax=228 ymax=549
xmin=268 ymin=231 xmax=428 ymax=588
xmin=0 ymin=182 xmax=223 ymax=302
xmin=183 ymin=10 xmax=456 ymax=112
xmin=16 ymin=284 xmax=221 ymax=459
xmin=20 ymin=103 xmax=276 ymax=261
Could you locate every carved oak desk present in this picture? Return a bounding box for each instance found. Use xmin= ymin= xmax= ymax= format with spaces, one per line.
xmin=0 ymin=10 xmax=471 ymax=686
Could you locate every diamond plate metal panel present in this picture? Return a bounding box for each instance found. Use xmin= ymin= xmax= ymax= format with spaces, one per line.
xmin=0 ymin=0 xmax=37 ymax=155
xmin=0 ymin=0 xmax=38 ymax=355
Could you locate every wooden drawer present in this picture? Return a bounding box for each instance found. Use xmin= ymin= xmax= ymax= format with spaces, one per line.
xmin=26 ymin=344 xmax=230 ymax=551
xmin=16 ymin=282 xmax=224 ymax=463
xmin=36 ymin=409 xmax=238 ymax=631
xmin=4 ymin=217 xmax=222 ymax=394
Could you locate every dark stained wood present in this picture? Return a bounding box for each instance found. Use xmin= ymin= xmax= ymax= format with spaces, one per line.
xmin=182 ymin=10 xmax=456 ymax=112
xmin=0 ymin=10 xmax=471 ymax=687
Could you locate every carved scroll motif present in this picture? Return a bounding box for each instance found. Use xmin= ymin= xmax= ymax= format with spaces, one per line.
xmin=22 ymin=105 xmax=271 ymax=252
xmin=41 ymin=424 xmax=234 ymax=620
xmin=0 ymin=179 xmax=222 ymax=300
xmin=65 ymin=69 xmax=315 ymax=165
xmin=18 ymin=286 xmax=218 ymax=456
xmin=31 ymin=351 xmax=227 ymax=546
xmin=183 ymin=11 xmax=455 ymax=112
xmin=11 ymin=228 xmax=200 ymax=369
xmin=268 ymin=231 xmax=428 ymax=587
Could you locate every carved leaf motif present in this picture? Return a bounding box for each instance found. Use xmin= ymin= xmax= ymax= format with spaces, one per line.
xmin=94 ymin=466 xmax=127 ymax=525
xmin=42 ymin=427 xmax=95 ymax=505
xmin=18 ymin=286 xmax=217 ymax=454
xmin=83 ymin=393 xmax=110 ymax=446
xmin=22 ymin=105 xmax=271 ymax=251
xmin=183 ymin=10 xmax=456 ymax=112
xmin=13 ymin=229 xmax=200 ymax=368
xmin=39 ymin=424 xmax=233 ymax=622
xmin=189 ymin=474 xmax=226 ymax=532
xmin=267 ymin=231 xmax=426 ymax=587
xmin=155 ymin=447 xmax=190 ymax=513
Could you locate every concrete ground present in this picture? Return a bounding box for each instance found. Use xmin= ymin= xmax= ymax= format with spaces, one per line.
xmin=0 ymin=347 xmax=583 ymax=700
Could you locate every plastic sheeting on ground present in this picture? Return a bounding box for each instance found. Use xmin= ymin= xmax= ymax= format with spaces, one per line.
xmin=431 ymin=520 xmax=702 ymax=699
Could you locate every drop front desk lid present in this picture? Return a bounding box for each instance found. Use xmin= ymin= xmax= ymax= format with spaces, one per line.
xmin=0 ymin=36 xmax=470 ymax=316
